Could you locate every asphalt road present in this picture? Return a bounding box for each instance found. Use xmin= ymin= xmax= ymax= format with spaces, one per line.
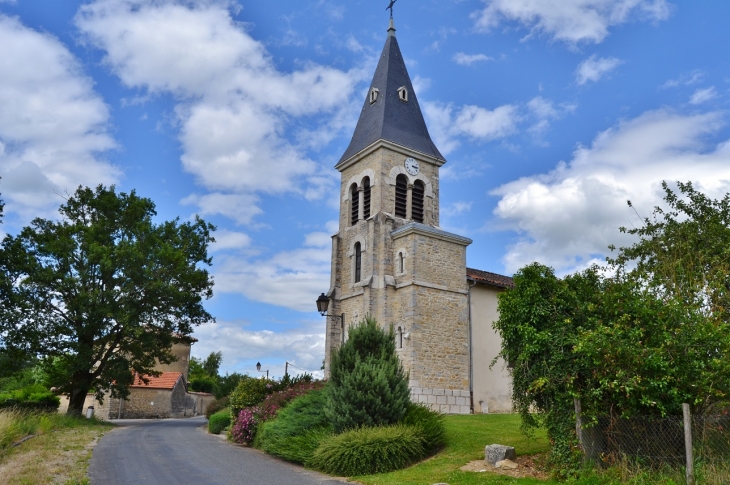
xmin=88 ymin=416 xmax=346 ymax=485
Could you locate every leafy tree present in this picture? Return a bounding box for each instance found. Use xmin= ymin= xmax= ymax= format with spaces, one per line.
xmin=325 ymin=317 xmax=410 ymax=434
xmin=203 ymin=350 xmax=223 ymax=377
xmin=216 ymin=372 xmax=244 ymax=399
xmin=0 ymin=185 xmax=215 ymax=415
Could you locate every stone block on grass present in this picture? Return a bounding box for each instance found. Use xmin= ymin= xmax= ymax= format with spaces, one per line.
xmin=485 ymin=444 xmax=516 ymax=466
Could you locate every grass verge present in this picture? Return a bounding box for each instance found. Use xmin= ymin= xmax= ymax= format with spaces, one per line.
xmin=353 ymin=414 xmax=556 ymax=485
xmin=0 ymin=409 xmax=113 ymax=485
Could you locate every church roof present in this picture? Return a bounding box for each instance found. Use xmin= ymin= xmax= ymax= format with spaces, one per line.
xmin=336 ymin=20 xmax=444 ymax=167
xmin=130 ymin=372 xmax=183 ymax=390
xmin=467 ymin=268 xmax=515 ymax=289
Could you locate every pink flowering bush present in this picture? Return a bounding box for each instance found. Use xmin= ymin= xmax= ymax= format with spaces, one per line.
xmin=231 ymin=381 xmax=325 ymax=444
xmin=231 ymin=408 xmax=258 ymax=444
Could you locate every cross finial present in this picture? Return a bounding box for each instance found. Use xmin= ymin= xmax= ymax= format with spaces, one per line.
xmin=386 ymin=0 xmax=398 ymax=19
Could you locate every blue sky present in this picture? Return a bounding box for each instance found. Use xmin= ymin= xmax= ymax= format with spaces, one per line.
xmin=2 ymin=0 xmax=730 ymax=378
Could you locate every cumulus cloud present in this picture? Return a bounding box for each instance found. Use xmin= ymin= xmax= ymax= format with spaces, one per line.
xmin=492 ymin=110 xmax=730 ymax=274
xmin=576 ymin=55 xmax=623 ymax=84
xmin=0 ymin=15 xmax=117 ymax=224
xmin=473 ymin=0 xmax=671 ymax=45
xmin=661 ymin=70 xmax=704 ymax=89
xmin=75 ymin=0 xmax=367 ymax=224
xmin=192 ymin=319 xmax=325 ymax=378
xmin=453 ymin=52 xmax=493 ymax=66
xmin=689 ymin=87 xmax=717 ymax=105
xmin=212 ymin=231 xmax=332 ymax=312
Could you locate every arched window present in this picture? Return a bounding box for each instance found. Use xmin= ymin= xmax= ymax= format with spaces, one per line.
xmin=398 ymin=251 xmax=405 ymax=274
xmin=395 ymin=174 xmax=408 ymax=218
xmin=396 ymin=326 xmax=403 ymax=349
xmin=412 ymin=180 xmax=425 ymax=223
xmin=362 ymin=177 xmax=371 ymax=220
xmin=350 ymin=183 xmax=359 ymax=226
xmin=354 ymin=242 xmax=362 ymax=283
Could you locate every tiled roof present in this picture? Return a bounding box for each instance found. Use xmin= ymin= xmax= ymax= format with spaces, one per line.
xmin=130 ymin=372 xmax=183 ymax=390
xmin=467 ymin=268 xmax=515 ymax=289
xmin=336 ymin=21 xmax=444 ymax=166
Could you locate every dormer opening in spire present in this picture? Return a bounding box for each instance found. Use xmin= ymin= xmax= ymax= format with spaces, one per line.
xmin=369 ymin=87 xmax=379 ymax=104
xmin=398 ymin=86 xmax=408 ymax=103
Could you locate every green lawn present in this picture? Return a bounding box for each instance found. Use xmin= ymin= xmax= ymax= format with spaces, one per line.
xmin=353 ymin=414 xmax=558 ymax=485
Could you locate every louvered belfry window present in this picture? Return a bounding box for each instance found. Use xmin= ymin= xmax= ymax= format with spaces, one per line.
xmin=412 ymin=180 xmax=425 ymax=223
xmin=363 ymin=177 xmax=371 ymax=220
xmin=354 ymin=242 xmax=362 ymax=283
xmin=395 ymin=174 xmax=408 ymax=218
xmin=350 ymin=184 xmax=359 ymax=226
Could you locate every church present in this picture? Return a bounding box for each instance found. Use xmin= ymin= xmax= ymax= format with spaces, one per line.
xmin=322 ymin=17 xmax=514 ymax=414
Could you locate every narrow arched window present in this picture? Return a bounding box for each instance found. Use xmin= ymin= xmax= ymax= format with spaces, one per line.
xmin=350 ymin=184 xmax=359 ymax=226
xmin=395 ymin=174 xmax=408 ymax=218
xmin=354 ymin=242 xmax=362 ymax=283
xmin=362 ymin=177 xmax=371 ymax=220
xmin=398 ymin=252 xmax=405 ymax=274
xmin=397 ymin=326 xmax=403 ymax=349
xmin=412 ymin=180 xmax=425 ymax=223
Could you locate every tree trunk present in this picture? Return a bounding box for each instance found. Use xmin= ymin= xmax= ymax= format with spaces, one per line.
xmin=66 ymin=384 xmax=90 ymax=416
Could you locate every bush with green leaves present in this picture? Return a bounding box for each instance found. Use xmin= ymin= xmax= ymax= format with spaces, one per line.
xmin=256 ymin=388 xmax=331 ymax=464
xmin=326 ymin=317 xmax=410 ymax=433
xmin=207 ymin=408 xmax=231 ymax=435
xmin=309 ymin=424 xmax=425 ymax=476
xmin=229 ymin=376 xmax=270 ymax=415
xmin=0 ymin=384 xmax=60 ymax=411
xmin=205 ymin=396 xmax=229 ymax=419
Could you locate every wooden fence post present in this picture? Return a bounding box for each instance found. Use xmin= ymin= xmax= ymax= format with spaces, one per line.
xmin=683 ymin=403 xmax=695 ymax=485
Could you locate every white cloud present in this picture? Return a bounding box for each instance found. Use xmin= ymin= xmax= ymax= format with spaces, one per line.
xmin=181 ymin=192 xmax=263 ymax=226
xmin=492 ymin=110 xmax=730 ymax=274
xmin=210 ymin=229 xmax=252 ymax=252
xmin=192 ymin=319 xmax=325 ymax=378
xmin=453 ymin=52 xmax=493 ymax=66
xmin=576 ymin=55 xmax=623 ymax=84
xmin=473 ymin=0 xmax=671 ymax=45
xmin=75 ymin=0 xmax=367 ymax=224
xmin=213 ymin=231 xmax=332 ymax=312
xmin=442 ymin=201 xmax=473 ymax=217
xmin=661 ymin=70 xmax=704 ymax=88
xmin=0 ymin=15 xmax=117 ymax=224
xmin=425 ymin=102 xmax=520 ymax=154
xmin=689 ymin=87 xmax=717 ymax=105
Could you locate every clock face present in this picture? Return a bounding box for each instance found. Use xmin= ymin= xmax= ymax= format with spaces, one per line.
xmin=404 ymin=158 xmax=420 ymax=176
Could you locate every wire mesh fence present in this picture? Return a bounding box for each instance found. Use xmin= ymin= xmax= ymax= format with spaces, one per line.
xmin=579 ymin=407 xmax=730 ymax=484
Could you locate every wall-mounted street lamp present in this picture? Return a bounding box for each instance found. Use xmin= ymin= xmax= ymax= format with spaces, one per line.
xmin=255 ymin=362 xmax=269 ymax=379
xmin=317 ymin=293 xmax=345 ymax=343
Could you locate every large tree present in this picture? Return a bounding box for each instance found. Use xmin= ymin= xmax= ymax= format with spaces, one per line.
xmin=0 ymin=185 xmax=215 ymax=415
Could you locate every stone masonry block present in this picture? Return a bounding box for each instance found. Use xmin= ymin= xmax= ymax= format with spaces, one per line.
xmin=456 ymin=397 xmax=467 ymax=406
xmin=418 ymin=395 xmax=428 ymax=404
xmin=447 ymin=396 xmax=456 ymax=405
xmin=459 ymin=405 xmax=471 ymax=414
xmin=445 ymin=390 xmax=453 ymax=396
xmin=436 ymin=395 xmax=447 ymax=405
xmin=485 ymin=445 xmax=516 ymax=466
xmin=433 ymin=389 xmax=445 ymax=396
xmin=439 ymin=404 xmax=449 ymax=413
xmin=427 ymin=395 xmax=437 ymax=404
xmin=449 ymin=405 xmax=460 ymax=414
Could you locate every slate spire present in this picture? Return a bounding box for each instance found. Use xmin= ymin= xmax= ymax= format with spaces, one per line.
xmin=337 ymin=20 xmax=444 ymax=166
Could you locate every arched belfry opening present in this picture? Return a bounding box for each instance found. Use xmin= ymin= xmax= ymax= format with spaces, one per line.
xmin=395 ymin=174 xmax=408 ymax=218
xmin=412 ymin=180 xmax=425 ymax=223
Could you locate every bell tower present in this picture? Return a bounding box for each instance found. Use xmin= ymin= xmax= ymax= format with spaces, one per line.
xmin=324 ymin=18 xmax=473 ymax=414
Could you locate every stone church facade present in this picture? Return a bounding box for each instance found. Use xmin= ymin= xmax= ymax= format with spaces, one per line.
xmin=323 ymin=19 xmax=514 ymax=414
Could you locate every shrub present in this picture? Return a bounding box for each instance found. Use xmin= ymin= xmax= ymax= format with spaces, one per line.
xmin=326 ymin=317 xmax=410 ymax=433
xmin=229 ymin=376 xmax=270 ymax=415
xmin=208 ymin=408 xmax=231 ymax=435
xmin=402 ymin=402 xmax=446 ymax=453
xmin=256 ymin=388 xmax=332 ymax=464
xmin=0 ymin=384 xmax=60 ymax=411
xmin=310 ymin=424 xmax=425 ymax=476
xmin=189 ymin=376 xmax=216 ymax=394
xmin=231 ymin=408 xmax=258 ymax=444
xmin=205 ymin=396 xmax=229 ymax=419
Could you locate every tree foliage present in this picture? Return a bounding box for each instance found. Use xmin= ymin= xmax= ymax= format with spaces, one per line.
xmin=495 ymin=182 xmax=730 ymax=472
xmin=325 ymin=317 xmax=410 ymax=434
xmin=0 ymin=185 xmax=215 ymax=415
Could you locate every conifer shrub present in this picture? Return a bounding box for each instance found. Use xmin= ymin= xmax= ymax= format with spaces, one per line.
xmin=325 ymin=317 xmax=410 ymax=433
xmin=256 ymin=388 xmax=332 ymax=464
xmin=207 ymin=408 xmax=231 ymax=435
xmin=309 ymin=424 xmax=425 ymax=476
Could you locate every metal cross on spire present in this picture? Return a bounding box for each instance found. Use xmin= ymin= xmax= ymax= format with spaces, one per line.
xmin=386 ymin=0 xmax=398 ymax=19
